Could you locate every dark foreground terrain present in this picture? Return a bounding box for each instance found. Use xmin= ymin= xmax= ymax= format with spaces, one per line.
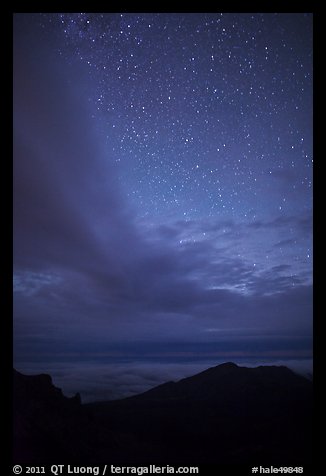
xmin=13 ymin=363 xmax=312 ymax=464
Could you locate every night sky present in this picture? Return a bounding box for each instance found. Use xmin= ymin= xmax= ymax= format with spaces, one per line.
xmin=13 ymin=13 xmax=313 ymax=401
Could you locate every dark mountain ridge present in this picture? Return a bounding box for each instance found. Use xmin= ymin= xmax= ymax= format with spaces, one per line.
xmin=13 ymin=363 xmax=312 ymax=464
xmin=121 ymin=362 xmax=310 ymax=402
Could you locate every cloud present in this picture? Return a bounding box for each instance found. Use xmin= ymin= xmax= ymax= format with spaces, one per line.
xmin=14 ymin=17 xmax=144 ymax=275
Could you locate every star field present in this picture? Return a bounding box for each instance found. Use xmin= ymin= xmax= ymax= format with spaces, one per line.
xmin=45 ymin=12 xmax=312 ymax=225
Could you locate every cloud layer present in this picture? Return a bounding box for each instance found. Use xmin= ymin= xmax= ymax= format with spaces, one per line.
xmin=15 ymin=358 xmax=313 ymax=403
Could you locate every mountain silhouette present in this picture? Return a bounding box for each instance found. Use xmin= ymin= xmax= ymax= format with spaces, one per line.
xmin=125 ymin=362 xmax=310 ymax=402
xmin=13 ymin=363 xmax=312 ymax=464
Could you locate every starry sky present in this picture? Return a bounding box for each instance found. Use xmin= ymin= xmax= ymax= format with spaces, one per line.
xmin=13 ymin=12 xmax=313 ymax=401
